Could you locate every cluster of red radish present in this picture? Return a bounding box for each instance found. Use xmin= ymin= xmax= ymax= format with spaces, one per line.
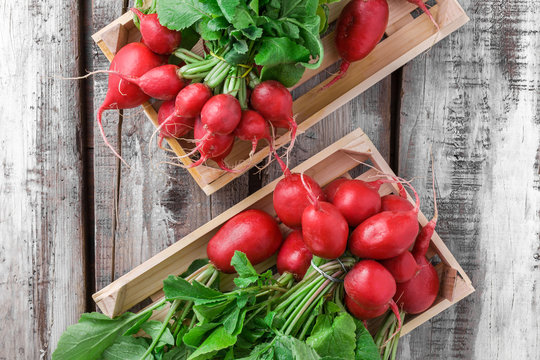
xmin=96 ymin=8 xmax=296 ymax=170
xmin=205 ymin=160 xmax=440 ymax=334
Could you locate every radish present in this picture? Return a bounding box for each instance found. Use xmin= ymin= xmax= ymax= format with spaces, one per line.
xmin=345 ymin=294 xmax=389 ymax=320
xmin=323 ymin=177 xmax=349 ymax=203
xmin=157 ymin=100 xmax=194 ymax=148
xmin=235 ymin=110 xmax=274 ymax=157
xmin=250 ymin=80 xmax=298 ymax=150
xmin=97 ymin=42 xmax=163 ymax=160
xmin=394 ymin=174 xmax=440 ymax=314
xmin=324 ymin=0 xmax=389 ymax=88
xmin=131 ymin=8 xmax=182 ymax=55
xmin=174 ymin=83 xmax=213 ymax=118
xmin=300 ymin=175 xmax=348 ymax=259
xmin=183 ymin=117 xmax=236 ymax=172
xmin=380 ymin=194 xmax=414 ymax=212
xmin=407 ymin=0 xmax=439 ymax=30
xmin=344 ymin=260 xmax=401 ymax=332
xmin=107 ymin=64 xmax=187 ymax=101
xmin=200 ymin=94 xmax=242 ymax=135
xmin=207 ymin=209 xmax=283 ymax=273
xmin=330 ymin=179 xmax=382 ymax=226
xmin=276 ymin=230 xmax=313 ymax=281
xmin=349 ymin=179 xmax=420 ymax=260
xmin=273 ymin=170 xmax=325 ymax=229
xmin=380 ymin=251 xmax=420 ymax=283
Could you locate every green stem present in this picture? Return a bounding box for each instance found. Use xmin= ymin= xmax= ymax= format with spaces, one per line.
xmin=139 ymin=299 xmax=182 ymax=360
xmin=297 ymin=309 xmax=317 ymax=341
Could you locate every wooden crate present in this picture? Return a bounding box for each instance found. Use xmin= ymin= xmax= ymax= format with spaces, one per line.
xmin=92 ymin=0 xmax=469 ymax=196
xmin=93 ymin=128 xmax=474 ymax=336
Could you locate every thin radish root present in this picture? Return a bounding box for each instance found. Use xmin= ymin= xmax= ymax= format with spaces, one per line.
xmin=320 ymin=61 xmax=350 ymax=90
xmin=97 ymin=106 xmax=129 ymax=166
xmin=382 ymin=301 xmax=402 ymax=346
xmin=407 ymin=0 xmax=440 ymax=30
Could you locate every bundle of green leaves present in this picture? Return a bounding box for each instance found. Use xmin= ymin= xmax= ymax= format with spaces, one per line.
xmin=150 ymin=0 xmax=333 ymax=88
xmin=52 ymin=253 xmax=381 ymax=360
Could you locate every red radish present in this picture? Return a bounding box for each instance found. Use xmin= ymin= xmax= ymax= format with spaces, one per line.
xmin=349 ymin=178 xmax=420 ymax=259
xmin=380 ymin=194 xmax=414 ymax=212
xmin=330 ymin=179 xmax=382 ymax=226
xmin=131 ymin=8 xmax=182 ymax=55
xmin=97 ymin=42 xmax=163 ymax=160
xmin=323 ymin=178 xmax=349 ymax=203
xmin=235 ymin=110 xmax=274 ymax=157
xmin=302 ymin=201 xmax=348 ymax=259
xmin=324 ymin=0 xmax=389 ymax=88
xmin=276 ymin=230 xmax=313 ymax=281
xmin=380 ymin=251 xmax=420 ymax=283
xmin=201 ymin=94 xmax=242 ymax=135
xmin=250 ymin=80 xmax=298 ymax=150
xmin=300 ymin=174 xmax=348 ymax=259
xmin=157 ymin=100 xmax=194 ymax=147
xmin=407 ymin=0 xmax=439 ymax=30
xmin=175 ymin=83 xmax=213 ymax=118
xmin=344 ymin=260 xmax=401 ymax=332
xmin=207 ymin=209 xmax=283 ymax=273
xmin=185 ymin=117 xmax=236 ymax=172
xmin=108 ymin=64 xmax=187 ymax=101
xmin=395 ymin=171 xmax=440 ymax=313
xmin=345 ymin=294 xmax=389 ymax=320
xmin=273 ymin=170 xmax=325 ymax=229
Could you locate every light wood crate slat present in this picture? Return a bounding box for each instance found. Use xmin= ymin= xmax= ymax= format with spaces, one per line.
xmin=92 ymin=0 xmax=468 ymax=195
xmin=93 ymin=128 xmax=474 ymax=337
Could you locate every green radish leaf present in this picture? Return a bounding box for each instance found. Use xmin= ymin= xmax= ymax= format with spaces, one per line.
xmin=231 ymin=251 xmax=259 ymax=278
xmin=317 ymin=4 xmax=329 ymax=34
xmin=193 ymin=298 xmax=235 ymax=323
xmin=187 ymin=326 xmax=237 ymax=360
xmin=101 ymin=336 xmax=150 ymax=360
xmin=260 ymin=63 xmax=305 ymax=87
xmin=141 ymin=320 xmax=175 ymax=351
xmin=123 ymin=311 xmax=153 ymax=336
xmin=207 ymin=16 xmax=230 ymax=31
xmin=241 ymin=26 xmax=263 ymax=40
xmin=254 ymin=37 xmax=310 ymax=66
xmin=180 ymin=259 xmax=210 ymax=278
xmin=280 ymin=0 xmax=318 ymax=19
xmin=264 ymin=0 xmax=282 ymax=18
xmin=184 ymin=323 xmax=221 ymax=348
xmin=198 ymin=18 xmax=222 ymax=40
xmin=179 ymin=26 xmax=202 ymax=51
xmin=307 ymin=313 xmax=356 ymax=359
xmin=290 ymin=18 xmax=324 ymax=69
xmin=164 ymin=346 xmax=190 ymax=360
xmin=274 ymin=334 xmax=321 ymax=360
xmin=157 ymin=0 xmax=211 ymax=30
xmin=217 ymin=0 xmax=240 ymax=21
xmin=232 ymin=5 xmax=257 ymax=29
xmin=354 ymin=320 xmax=381 ymax=360
xmin=163 ymin=276 xmax=223 ymax=303
xmin=249 ymin=0 xmax=259 ymax=14
xmin=52 ymin=312 xmax=145 ymax=360
xmin=199 ymin=0 xmax=223 ymax=15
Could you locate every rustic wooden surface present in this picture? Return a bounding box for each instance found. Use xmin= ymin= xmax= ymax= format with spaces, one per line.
xmin=1 ymin=0 xmax=538 ymax=359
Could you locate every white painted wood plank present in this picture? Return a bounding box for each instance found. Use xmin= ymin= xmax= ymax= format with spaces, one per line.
xmin=0 ymin=1 xmax=86 ymax=358
xmin=397 ymin=0 xmax=540 ymax=358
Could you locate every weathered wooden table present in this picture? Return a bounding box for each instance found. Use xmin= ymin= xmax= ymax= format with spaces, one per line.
xmin=1 ymin=1 xmax=538 ymax=359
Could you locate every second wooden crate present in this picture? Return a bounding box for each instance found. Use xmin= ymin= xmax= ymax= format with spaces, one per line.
xmin=93 ymin=128 xmax=474 ymax=336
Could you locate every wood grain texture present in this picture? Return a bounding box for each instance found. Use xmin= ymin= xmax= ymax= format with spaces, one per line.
xmin=0 ymin=1 xmax=86 ymax=358
xmin=396 ymin=0 xmax=540 ymax=358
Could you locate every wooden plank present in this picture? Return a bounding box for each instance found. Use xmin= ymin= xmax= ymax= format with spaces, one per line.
xmin=0 ymin=1 xmax=86 ymax=359
xmin=396 ymin=0 xmax=540 ymax=357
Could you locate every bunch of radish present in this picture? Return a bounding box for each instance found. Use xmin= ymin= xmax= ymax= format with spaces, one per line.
xmin=270 ymin=165 xmax=440 ymax=337
xmin=95 ymin=8 xmax=298 ymax=171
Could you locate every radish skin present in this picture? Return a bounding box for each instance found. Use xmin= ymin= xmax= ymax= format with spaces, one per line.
xmin=131 ymin=8 xmax=182 ymax=55
xmin=276 ymin=230 xmax=313 ymax=281
xmin=97 ymin=42 xmax=163 ymax=161
xmin=380 ymin=251 xmax=420 ymax=283
xmin=207 ymin=209 xmax=283 ymax=273
xmin=324 ymin=0 xmax=389 ymax=88
xmin=380 ymin=194 xmax=414 ymax=212
xmin=323 ymin=178 xmax=349 ymax=203
xmin=330 ymin=179 xmax=382 ymax=226
xmin=157 ymin=100 xmax=194 ymax=148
